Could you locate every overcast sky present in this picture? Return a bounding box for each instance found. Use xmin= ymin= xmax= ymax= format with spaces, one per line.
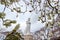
xmin=0 ymin=0 xmax=56 ymax=33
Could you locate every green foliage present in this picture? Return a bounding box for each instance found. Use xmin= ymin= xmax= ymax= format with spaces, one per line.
xmin=13 ymin=7 xmax=21 ymax=13
xmin=0 ymin=0 xmax=20 ymax=5
xmin=4 ymin=24 xmax=24 ymax=40
xmin=47 ymin=14 xmax=51 ymax=20
xmin=0 ymin=0 xmax=21 ymax=14
xmin=57 ymin=22 xmax=60 ymax=27
xmin=4 ymin=31 xmax=24 ymax=40
xmin=11 ymin=20 xmax=16 ymax=24
xmin=3 ymin=19 xmax=16 ymax=27
xmin=5 ymin=34 xmax=20 ymax=40
xmin=45 ymin=23 xmax=48 ymax=27
xmin=10 ymin=0 xmax=15 ymax=4
xmin=38 ymin=17 xmax=41 ymax=21
xmin=3 ymin=21 xmax=11 ymax=27
xmin=13 ymin=24 xmax=20 ymax=31
xmin=1 ymin=0 xmax=6 ymax=5
xmin=0 ymin=12 xmax=5 ymax=19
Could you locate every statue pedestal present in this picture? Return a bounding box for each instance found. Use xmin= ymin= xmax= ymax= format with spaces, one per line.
xmin=24 ymin=35 xmax=33 ymax=40
xmin=24 ymin=18 xmax=33 ymax=40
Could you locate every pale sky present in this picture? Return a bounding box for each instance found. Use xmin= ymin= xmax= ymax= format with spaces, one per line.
xmin=0 ymin=0 xmax=58 ymax=33
xmin=0 ymin=0 xmax=46 ymax=33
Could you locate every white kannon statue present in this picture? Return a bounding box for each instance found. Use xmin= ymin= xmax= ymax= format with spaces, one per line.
xmin=25 ymin=18 xmax=31 ymax=35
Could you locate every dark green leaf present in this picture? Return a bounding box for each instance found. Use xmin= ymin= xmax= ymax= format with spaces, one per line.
xmin=13 ymin=24 xmax=20 ymax=31
xmin=11 ymin=20 xmax=16 ymax=24
xmin=0 ymin=12 xmax=6 ymax=19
